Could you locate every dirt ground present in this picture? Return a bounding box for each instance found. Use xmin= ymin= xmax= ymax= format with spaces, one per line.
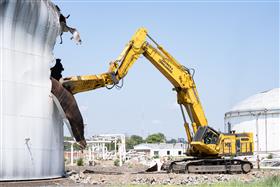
xmin=1 ymin=161 xmax=280 ymax=186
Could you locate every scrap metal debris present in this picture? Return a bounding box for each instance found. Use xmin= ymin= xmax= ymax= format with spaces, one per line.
xmin=51 ymin=77 xmax=86 ymax=149
xmin=55 ymin=5 xmax=82 ymax=45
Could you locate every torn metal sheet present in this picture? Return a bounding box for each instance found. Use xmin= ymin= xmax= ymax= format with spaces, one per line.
xmin=51 ymin=78 xmax=86 ymax=149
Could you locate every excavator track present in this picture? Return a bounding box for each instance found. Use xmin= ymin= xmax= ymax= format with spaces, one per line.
xmin=167 ymin=158 xmax=253 ymax=174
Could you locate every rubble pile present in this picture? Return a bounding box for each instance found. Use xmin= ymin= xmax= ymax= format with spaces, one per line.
xmin=66 ymin=165 xmax=280 ymax=185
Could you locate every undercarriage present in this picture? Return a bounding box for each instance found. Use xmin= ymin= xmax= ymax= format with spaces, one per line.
xmin=164 ymin=158 xmax=253 ymax=174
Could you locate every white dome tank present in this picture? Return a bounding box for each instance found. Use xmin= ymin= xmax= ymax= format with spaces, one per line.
xmin=225 ymin=88 xmax=280 ymax=154
xmin=0 ymin=0 xmax=64 ymax=180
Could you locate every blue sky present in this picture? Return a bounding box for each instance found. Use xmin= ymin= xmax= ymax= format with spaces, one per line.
xmin=54 ymin=1 xmax=279 ymax=140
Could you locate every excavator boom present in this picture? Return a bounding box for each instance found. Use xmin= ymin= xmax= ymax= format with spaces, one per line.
xmin=63 ymin=28 xmax=208 ymax=144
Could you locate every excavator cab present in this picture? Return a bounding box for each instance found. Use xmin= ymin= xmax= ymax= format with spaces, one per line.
xmin=190 ymin=126 xmax=220 ymax=156
xmin=193 ymin=126 xmax=219 ymax=144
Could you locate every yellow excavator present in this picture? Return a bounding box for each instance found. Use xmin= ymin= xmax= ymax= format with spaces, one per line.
xmin=62 ymin=28 xmax=254 ymax=173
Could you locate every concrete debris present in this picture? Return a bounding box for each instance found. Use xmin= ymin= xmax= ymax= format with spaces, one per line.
xmin=66 ymin=165 xmax=280 ymax=185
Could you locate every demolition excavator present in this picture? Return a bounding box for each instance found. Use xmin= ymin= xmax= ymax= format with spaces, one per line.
xmin=62 ymin=28 xmax=254 ymax=173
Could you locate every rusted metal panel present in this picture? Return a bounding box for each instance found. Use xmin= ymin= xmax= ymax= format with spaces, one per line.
xmin=51 ymin=78 xmax=86 ymax=148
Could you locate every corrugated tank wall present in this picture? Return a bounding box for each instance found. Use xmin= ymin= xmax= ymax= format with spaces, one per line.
xmin=0 ymin=0 xmax=65 ymax=180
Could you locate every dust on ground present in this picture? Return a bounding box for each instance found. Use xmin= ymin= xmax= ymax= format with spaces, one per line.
xmin=1 ymin=161 xmax=280 ymax=186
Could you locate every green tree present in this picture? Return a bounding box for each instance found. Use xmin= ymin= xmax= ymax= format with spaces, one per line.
xmin=76 ymin=158 xmax=84 ymax=166
xmin=126 ymin=135 xmax=144 ymax=150
xmin=107 ymin=141 xmax=116 ymax=151
xmin=146 ymin=133 xmax=166 ymax=143
xmin=166 ymin=138 xmax=177 ymax=143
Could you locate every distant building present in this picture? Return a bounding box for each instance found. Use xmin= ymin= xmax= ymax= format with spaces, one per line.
xmin=133 ymin=143 xmax=187 ymax=158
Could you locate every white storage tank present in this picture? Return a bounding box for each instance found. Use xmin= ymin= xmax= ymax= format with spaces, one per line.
xmin=0 ymin=0 xmax=64 ymax=180
xmin=225 ymin=88 xmax=280 ymax=154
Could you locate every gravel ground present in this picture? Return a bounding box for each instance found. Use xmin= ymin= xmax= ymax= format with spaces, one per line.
xmin=65 ymin=163 xmax=280 ymax=186
xmin=1 ymin=163 xmax=280 ymax=186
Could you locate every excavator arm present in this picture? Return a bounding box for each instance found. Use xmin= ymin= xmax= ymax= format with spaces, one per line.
xmin=63 ymin=72 xmax=116 ymax=94
xmin=62 ymin=28 xmax=146 ymax=94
